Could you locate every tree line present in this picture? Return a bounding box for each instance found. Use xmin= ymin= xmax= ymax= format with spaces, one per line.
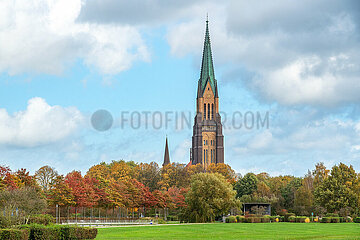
xmin=0 ymin=161 xmax=359 ymax=222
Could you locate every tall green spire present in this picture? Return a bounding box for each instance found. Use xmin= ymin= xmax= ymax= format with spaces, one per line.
xmin=198 ymin=17 xmax=217 ymax=97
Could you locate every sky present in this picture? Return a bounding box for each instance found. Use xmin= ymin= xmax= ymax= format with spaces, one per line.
xmin=1 ymin=0 xmax=360 ymax=176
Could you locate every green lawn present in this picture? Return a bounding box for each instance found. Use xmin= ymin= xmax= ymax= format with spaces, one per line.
xmin=96 ymin=222 xmax=360 ymax=239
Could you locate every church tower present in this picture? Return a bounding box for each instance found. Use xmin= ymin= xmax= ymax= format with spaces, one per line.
xmin=191 ymin=19 xmax=224 ymax=169
xmin=163 ymin=136 xmax=170 ymax=167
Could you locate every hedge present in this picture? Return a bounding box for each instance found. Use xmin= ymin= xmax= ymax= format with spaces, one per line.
xmin=28 ymin=215 xmax=55 ymax=226
xmin=0 ymin=229 xmax=29 ymax=240
xmin=157 ymin=219 xmax=166 ymax=224
xmin=321 ymin=217 xmax=331 ymax=223
xmin=284 ymin=213 xmax=295 ymax=222
xmin=20 ymin=224 xmax=97 ymax=240
xmin=268 ymin=216 xmax=280 ymax=222
xmin=225 ymin=216 xmax=275 ymax=223
xmin=249 ymin=217 xmax=261 ymax=223
xmin=325 ymin=213 xmax=339 ymax=217
xmin=321 ymin=217 xmax=342 ymax=223
xmin=295 ymin=216 xmax=308 ymax=223
xmin=288 ymin=216 xmax=295 ymax=222
xmin=235 ymin=215 xmax=245 ymax=223
xmin=226 ymin=215 xmax=356 ymax=224
xmin=225 ymin=216 xmax=236 ymax=223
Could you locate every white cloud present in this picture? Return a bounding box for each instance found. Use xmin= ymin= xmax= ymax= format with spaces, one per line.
xmin=172 ymin=138 xmax=191 ymax=163
xmin=0 ymin=97 xmax=83 ymax=147
xmin=0 ymin=0 xmax=149 ymax=75
xmin=166 ymin=0 xmax=360 ymax=107
xmin=222 ymin=105 xmax=360 ymax=175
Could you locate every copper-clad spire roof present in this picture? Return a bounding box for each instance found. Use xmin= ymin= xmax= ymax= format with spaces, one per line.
xmin=198 ymin=17 xmax=218 ymax=98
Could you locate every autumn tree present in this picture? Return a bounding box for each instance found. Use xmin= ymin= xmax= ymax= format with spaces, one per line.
xmin=86 ymin=162 xmax=111 ymax=187
xmin=0 ymin=166 xmax=15 ymax=190
xmin=134 ymin=162 xmax=161 ymax=191
xmin=207 ymin=163 xmax=237 ymax=184
xmin=185 ymin=163 xmax=205 ymax=177
xmin=35 ymin=165 xmax=58 ymax=192
xmin=47 ymin=175 xmax=75 ymax=207
xmin=109 ymin=160 xmax=134 ymax=181
xmin=65 ymin=171 xmax=99 ymax=208
xmin=159 ymin=163 xmax=188 ymax=190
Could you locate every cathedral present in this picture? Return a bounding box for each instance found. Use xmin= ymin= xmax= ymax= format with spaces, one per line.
xmin=190 ymin=19 xmax=224 ymax=169
xmin=162 ymin=19 xmax=224 ymax=169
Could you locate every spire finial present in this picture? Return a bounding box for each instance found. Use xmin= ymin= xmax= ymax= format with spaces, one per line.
xmin=206 ymin=13 xmax=208 ymax=23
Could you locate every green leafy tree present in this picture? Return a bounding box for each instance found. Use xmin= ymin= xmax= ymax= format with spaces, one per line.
xmin=234 ymin=173 xmax=258 ymax=198
xmin=314 ymin=163 xmax=359 ymax=213
xmin=312 ymin=162 xmax=329 ymax=188
xmin=294 ymin=171 xmax=314 ymax=215
xmin=183 ymin=173 xmax=239 ymax=222
xmin=281 ymin=177 xmax=302 ymax=211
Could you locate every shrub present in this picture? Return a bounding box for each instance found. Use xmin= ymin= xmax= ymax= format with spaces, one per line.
xmin=285 ymin=213 xmax=295 ymax=222
xmin=27 ymin=215 xmax=55 ymax=226
xmin=157 ymin=219 xmax=166 ymax=224
xmin=20 ymin=224 xmax=97 ymax=240
xmin=270 ymin=216 xmax=283 ymax=222
xmin=235 ymin=215 xmax=245 ymax=223
xmin=225 ymin=216 xmax=236 ymax=223
xmin=243 ymin=217 xmax=252 ymax=223
xmin=305 ymin=218 xmax=310 ymax=223
xmin=321 ymin=217 xmax=331 ymax=223
xmin=250 ymin=217 xmax=261 ymax=223
xmin=260 ymin=217 xmax=270 ymax=223
xmin=0 ymin=215 xmax=22 ymax=228
xmin=331 ymin=217 xmax=341 ymax=223
xmin=288 ymin=216 xmax=296 ymax=223
xmin=353 ymin=217 xmax=360 ymax=223
xmin=295 ymin=216 xmax=307 ymax=223
xmin=325 ymin=213 xmax=339 ymax=217
xmin=71 ymin=227 xmax=97 ymax=240
xmin=0 ymin=229 xmax=29 ymax=240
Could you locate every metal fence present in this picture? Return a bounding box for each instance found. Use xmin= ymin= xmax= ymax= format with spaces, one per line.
xmin=63 ymin=219 xmax=156 ymax=227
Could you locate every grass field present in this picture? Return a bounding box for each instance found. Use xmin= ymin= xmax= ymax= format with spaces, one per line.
xmin=95 ymin=222 xmax=360 ymax=239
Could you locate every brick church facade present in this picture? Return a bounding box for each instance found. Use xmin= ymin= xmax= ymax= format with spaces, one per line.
xmin=190 ymin=19 xmax=224 ymax=169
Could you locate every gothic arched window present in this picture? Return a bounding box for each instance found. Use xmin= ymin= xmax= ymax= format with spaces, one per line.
xmin=204 ymin=103 xmax=206 ymax=119
xmin=208 ymin=104 xmax=210 ymax=119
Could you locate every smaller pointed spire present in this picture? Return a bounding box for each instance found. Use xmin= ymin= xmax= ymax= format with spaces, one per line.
xmin=163 ymin=136 xmax=170 ymax=166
